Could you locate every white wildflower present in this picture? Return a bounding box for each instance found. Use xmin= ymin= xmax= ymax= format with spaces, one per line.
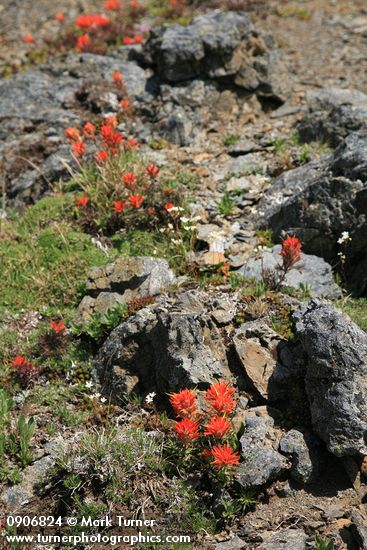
xmin=337 ymin=231 xmax=351 ymax=245
xmin=85 ymin=380 xmax=93 ymax=389
xmin=145 ymin=392 xmax=156 ymax=404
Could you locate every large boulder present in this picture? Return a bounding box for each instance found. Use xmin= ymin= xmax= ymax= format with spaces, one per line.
xmin=238 ymin=245 xmax=341 ymax=298
xmin=144 ymin=10 xmax=291 ymax=102
xmin=296 ymin=87 xmax=367 ymax=146
xmin=293 ymin=300 xmax=367 ymax=457
xmin=96 ymin=290 xmax=233 ymax=399
xmin=75 ymin=256 xmax=176 ymax=325
xmin=236 ymin=407 xmax=289 ymax=488
xmin=257 ymin=131 xmax=367 ymax=294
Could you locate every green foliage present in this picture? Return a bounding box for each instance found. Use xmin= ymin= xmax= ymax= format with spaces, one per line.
xmin=217 ymin=192 xmax=235 ymax=217
xmin=337 ymin=297 xmax=367 ymax=332
xmin=0 ymin=406 xmax=36 ymax=477
xmin=313 ymin=536 xmax=334 ymax=550
xmin=75 ymin=303 xmax=129 ymax=342
xmin=223 ymin=134 xmax=240 ymax=146
xmin=255 ymin=229 xmax=274 ymax=248
xmin=0 ymin=196 xmax=110 ymax=315
xmin=220 ymin=489 xmax=256 ymax=519
xmin=16 ymin=416 xmax=36 ymax=467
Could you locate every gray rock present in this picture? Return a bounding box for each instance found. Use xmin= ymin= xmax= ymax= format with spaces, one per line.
xmin=238 ymin=245 xmax=341 ymax=298
xmin=257 ymin=132 xmax=367 ymax=294
xmin=350 ymin=510 xmax=367 ymax=549
xmin=215 ymin=535 xmax=246 ymax=550
xmin=96 ymin=290 xmax=232 ymax=399
xmin=236 ymin=408 xmax=289 ymax=488
xmin=144 ymin=10 xmax=291 ymax=102
xmin=76 ymin=256 xmax=175 ymax=323
xmin=296 ymin=88 xmax=367 ymax=146
xmin=279 ymin=429 xmax=326 ymax=484
xmin=293 ymin=300 xmax=367 ymax=457
xmin=256 ymin=529 xmax=308 ymax=550
xmin=0 ymin=456 xmax=54 ymax=511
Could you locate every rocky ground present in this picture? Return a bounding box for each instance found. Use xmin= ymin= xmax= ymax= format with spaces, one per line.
xmin=0 ymin=0 xmax=367 ymax=549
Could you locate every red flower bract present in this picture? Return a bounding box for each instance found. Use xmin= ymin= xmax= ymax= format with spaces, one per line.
xmin=204 ymin=381 xmax=236 ymax=415
xmin=77 ymin=34 xmax=92 ymax=51
xmin=55 ymin=13 xmax=65 ymax=23
xmin=73 ymin=141 xmax=86 ymax=158
xmin=105 ymin=0 xmax=121 ymax=9
xmin=169 ymin=389 xmax=197 ymax=419
xmin=75 ymin=14 xmax=110 ymax=29
xmin=133 ymin=35 xmax=144 ymax=44
xmin=164 ymin=203 xmax=174 ymax=212
xmin=123 ymin=37 xmax=133 ymax=46
xmin=120 ymin=99 xmax=130 ymax=111
xmin=83 ymin=122 xmax=96 ymax=139
xmin=280 ymin=236 xmax=302 ymax=271
xmin=146 ymin=164 xmax=160 ymax=177
xmin=65 ymin=127 xmax=81 ymax=142
xmin=211 ymin=444 xmax=240 ymax=469
xmin=123 ymin=172 xmax=137 ymax=190
xmin=112 ymin=71 xmax=123 ymax=84
xmin=174 ymin=419 xmax=200 ymax=442
xmin=12 ymin=355 xmax=37 ymax=387
xmin=75 ymin=195 xmax=89 ymax=208
xmin=105 ymin=115 xmax=118 ymax=128
xmin=113 ymin=201 xmax=128 ymax=213
xmin=23 ymin=34 xmax=34 ymax=44
xmin=204 ymin=416 xmax=231 ymax=438
xmin=50 ymin=320 xmax=66 ymax=334
xmin=96 ymin=150 xmax=108 ymax=163
xmin=129 ymin=194 xmax=144 ymax=208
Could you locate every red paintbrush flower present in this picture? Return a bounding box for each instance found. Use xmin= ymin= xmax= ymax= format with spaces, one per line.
xmin=55 ymin=13 xmax=65 ymax=23
xmin=105 ymin=0 xmax=121 ymax=9
xmin=82 ymin=122 xmax=96 ymax=139
xmin=75 ymin=195 xmax=89 ymax=208
xmin=204 ymin=416 xmax=231 ymax=438
xmin=112 ymin=71 xmax=123 ymax=84
xmin=127 ymin=137 xmax=139 ymax=148
xmin=123 ymin=37 xmax=133 ymax=46
xmin=75 ymin=14 xmax=110 ymax=29
xmin=104 ymin=115 xmax=118 ymax=128
xmin=204 ymin=381 xmax=236 ymax=416
xmin=12 ymin=355 xmax=37 ymax=386
xmin=95 ymin=150 xmax=108 ymax=163
xmin=129 ymin=194 xmax=144 ymax=208
xmin=174 ymin=418 xmax=200 ymax=442
xmin=122 ymin=172 xmax=137 ymax=190
xmin=169 ymin=389 xmax=197 ymax=419
xmin=133 ymin=35 xmax=144 ymax=44
xmin=113 ymin=201 xmax=128 ymax=213
xmin=211 ymin=444 xmax=240 ymax=469
xmin=65 ymin=127 xmax=81 ymax=142
xmin=146 ymin=164 xmax=160 ymax=177
xmin=280 ymin=236 xmax=302 ymax=271
xmin=23 ymin=34 xmax=34 ymax=44
xmin=50 ymin=320 xmax=67 ymax=334
xmin=164 ymin=203 xmax=174 ymax=212
xmin=76 ymin=34 xmax=92 ymax=51
xmin=120 ymin=98 xmax=130 ymax=111
xmin=72 ymin=141 xmax=86 ymax=158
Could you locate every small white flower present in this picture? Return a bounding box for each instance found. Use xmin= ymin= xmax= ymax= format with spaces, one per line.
xmin=100 ymin=397 xmax=107 ymax=404
xmin=167 ymin=223 xmax=174 ymax=230
xmin=85 ymin=380 xmax=93 ymax=389
xmin=337 ymin=231 xmax=351 ymax=245
xmin=145 ymin=392 xmax=156 ymax=404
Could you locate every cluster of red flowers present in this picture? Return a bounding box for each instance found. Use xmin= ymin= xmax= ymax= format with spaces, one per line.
xmin=50 ymin=320 xmax=67 ymax=334
xmin=169 ymin=382 xmax=240 ymax=470
xmin=75 ymin=14 xmax=110 ymax=30
xmin=280 ymin=236 xmax=302 ymax=271
xmin=11 ymin=355 xmax=38 ymax=387
xmin=123 ymin=35 xmax=144 ymax=46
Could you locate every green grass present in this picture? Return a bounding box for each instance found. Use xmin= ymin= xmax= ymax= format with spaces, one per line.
xmin=337 ymin=297 xmax=367 ymax=331
xmin=0 ymin=195 xmax=110 ymax=316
